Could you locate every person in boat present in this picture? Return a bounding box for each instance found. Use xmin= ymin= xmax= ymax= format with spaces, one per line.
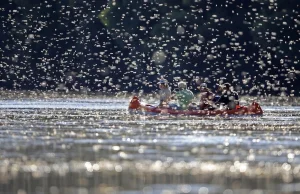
xmin=216 ymin=83 xmax=239 ymax=109
xmin=158 ymin=79 xmax=172 ymax=107
xmin=212 ymin=84 xmax=224 ymax=102
xmin=198 ymin=83 xmax=215 ymax=110
xmin=171 ymin=81 xmax=194 ymax=110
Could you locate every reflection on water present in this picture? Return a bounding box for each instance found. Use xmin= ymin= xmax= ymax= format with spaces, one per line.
xmin=0 ymin=96 xmax=300 ymax=194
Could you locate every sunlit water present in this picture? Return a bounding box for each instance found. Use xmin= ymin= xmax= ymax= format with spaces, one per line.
xmin=0 ymin=96 xmax=300 ymax=194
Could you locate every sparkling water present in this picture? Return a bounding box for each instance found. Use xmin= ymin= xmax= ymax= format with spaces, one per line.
xmin=0 ymin=95 xmax=299 ymax=194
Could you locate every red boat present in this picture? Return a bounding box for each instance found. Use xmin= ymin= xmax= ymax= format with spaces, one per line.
xmin=128 ymin=96 xmax=263 ymax=116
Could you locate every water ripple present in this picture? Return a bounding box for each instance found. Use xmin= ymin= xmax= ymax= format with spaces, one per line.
xmin=0 ymin=98 xmax=299 ymax=193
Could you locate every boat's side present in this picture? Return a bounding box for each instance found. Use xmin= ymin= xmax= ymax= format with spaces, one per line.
xmin=128 ymin=96 xmax=263 ymax=116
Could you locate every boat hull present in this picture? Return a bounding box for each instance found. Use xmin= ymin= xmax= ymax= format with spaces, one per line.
xmin=128 ymin=96 xmax=263 ymax=117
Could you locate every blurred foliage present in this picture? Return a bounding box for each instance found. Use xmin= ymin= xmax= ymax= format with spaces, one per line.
xmin=0 ymin=0 xmax=299 ymax=95
xmin=97 ymin=0 xmax=299 ymax=95
xmin=99 ymin=6 xmax=110 ymax=27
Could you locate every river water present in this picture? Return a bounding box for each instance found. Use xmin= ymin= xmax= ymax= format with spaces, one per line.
xmin=0 ymin=96 xmax=299 ymax=194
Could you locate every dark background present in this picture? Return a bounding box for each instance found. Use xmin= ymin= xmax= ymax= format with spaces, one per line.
xmin=0 ymin=0 xmax=299 ymax=96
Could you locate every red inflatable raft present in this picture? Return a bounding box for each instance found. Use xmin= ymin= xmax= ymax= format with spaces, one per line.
xmin=128 ymin=96 xmax=263 ymax=116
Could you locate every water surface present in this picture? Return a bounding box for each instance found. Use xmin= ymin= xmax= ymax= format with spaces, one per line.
xmin=0 ymin=97 xmax=299 ymax=194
